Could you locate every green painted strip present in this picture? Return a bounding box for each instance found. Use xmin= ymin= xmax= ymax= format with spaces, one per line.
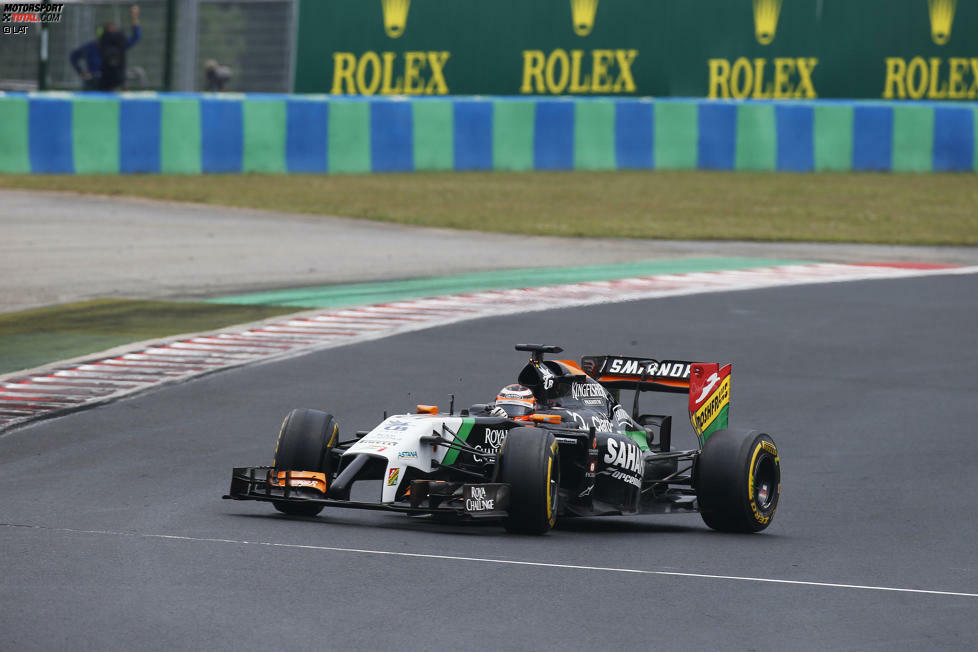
xmin=492 ymin=100 xmax=534 ymax=171
xmin=328 ymin=101 xmax=370 ymax=173
xmin=654 ymin=102 xmax=698 ymax=169
xmin=208 ymin=257 xmax=811 ymax=308
xmin=813 ymin=104 xmax=853 ymax=171
xmin=0 ymin=97 xmax=30 ymax=173
xmin=72 ymin=98 xmax=119 ymax=174
xmin=413 ymin=101 xmax=454 ymax=171
xmin=160 ymin=99 xmax=201 ymax=174
xmin=441 ymin=417 xmax=475 ymax=466
xmin=625 ymin=429 xmax=650 ymax=452
xmin=243 ymin=99 xmax=287 ymax=173
xmin=574 ymin=100 xmax=616 ymax=170
xmin=735 ymin=103 xmax=776 ymax=171
xmin=891 ymin=105 xmax=934 ymax=173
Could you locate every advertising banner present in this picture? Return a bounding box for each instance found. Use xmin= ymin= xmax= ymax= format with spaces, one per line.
xmin=294 ymin=0 xmax=978 ymax=100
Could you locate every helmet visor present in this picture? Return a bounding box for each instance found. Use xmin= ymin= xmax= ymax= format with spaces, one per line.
xmin=496 ymin=401 xmax=534 ymax=418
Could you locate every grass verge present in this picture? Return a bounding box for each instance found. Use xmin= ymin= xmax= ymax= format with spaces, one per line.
xmin=0 ymin=299 xmax=299 ymax=376
xmin=2 ymin=171 xmax=976 ymax=245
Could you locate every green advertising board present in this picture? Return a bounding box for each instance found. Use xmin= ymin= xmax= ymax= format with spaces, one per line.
xmin=294 ymin=0 xmax=978 ymax=100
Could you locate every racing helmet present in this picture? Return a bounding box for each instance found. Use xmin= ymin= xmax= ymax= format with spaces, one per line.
xmin=494 ymin=384 xmax=536 ymax=418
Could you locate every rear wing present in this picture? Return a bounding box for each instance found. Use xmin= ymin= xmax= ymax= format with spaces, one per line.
xmin=580 ymin=356 xmax=691 ymax=393
xmin=580 ymin=355 xmax=731 ymax=447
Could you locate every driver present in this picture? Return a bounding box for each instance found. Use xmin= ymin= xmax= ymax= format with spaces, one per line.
xmin=489 ymin=384 xmax=536 ymax=419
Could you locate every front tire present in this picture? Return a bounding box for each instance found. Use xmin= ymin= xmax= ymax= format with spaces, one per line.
xmin=499 ymin=427 xmax=560 ymax=535
xmin=695 ymin=429 xmax=781 ymax=533
xmin=271 ymin=408 xmax=338 ymax=517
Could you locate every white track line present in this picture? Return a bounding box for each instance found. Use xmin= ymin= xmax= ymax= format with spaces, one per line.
xmin=3 ymin=523 xmax=975 ymax=599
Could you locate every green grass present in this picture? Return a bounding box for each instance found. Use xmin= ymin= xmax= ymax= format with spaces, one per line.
xmin=0 ymin=299 xmax=299 ymax=375
xmin=2 ymin=171 xmax=976 ymax=245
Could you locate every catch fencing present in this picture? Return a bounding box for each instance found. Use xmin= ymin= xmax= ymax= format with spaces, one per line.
xmin=1 ymin=93 xmax=975 ymax=174
xmin=0 ymin=0 xmax=296 ymax=92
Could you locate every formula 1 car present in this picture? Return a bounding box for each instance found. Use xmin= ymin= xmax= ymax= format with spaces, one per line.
xmin=224 ymin=344 xmax=781 ymax=534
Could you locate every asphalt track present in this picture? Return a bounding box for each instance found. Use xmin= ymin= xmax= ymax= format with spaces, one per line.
xmin=2 ymin=272 xmax=977 ymax=650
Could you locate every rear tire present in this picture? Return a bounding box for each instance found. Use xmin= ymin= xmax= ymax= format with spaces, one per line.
xmin=271 ymin=408 xmax=338 ymax=517
xmin=499 ymin=427 xmax=560 ymax=535
xmin=695 ymin=429 xmax=780 ymax=533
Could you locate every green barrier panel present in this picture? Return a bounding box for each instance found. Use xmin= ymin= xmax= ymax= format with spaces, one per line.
xmin=654 ymin=102 xmax=698 ymax=169
xmin=243 ymin=99 xmax=287 ymax=173
xmin=574 ymin=99 xmax=616 ymax=170
xmin=72 ymin=98 xmax=119 ymax=174
xmin=492 ymin=100 xmax=535 ymax=171
xmin=0 ymin=96 xmax=30 ymax=173
xmin=412 ymin=100 xmax=454 ymax=170
xmin=328 ymin=101 xmax=371 ymax=173
xmin=813 ymin=104 xmax=853 ymax=171
xmin=736 ymin=103 xmax=777 ymax=171
xmin=892 ymin=105 xmax=936 ymax=172
xmin=161 ymin=98 xmax=201 ymax=174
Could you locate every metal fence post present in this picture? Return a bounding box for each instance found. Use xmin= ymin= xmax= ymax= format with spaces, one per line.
xmin=38 ymin=0 xmax=51 ymax=90
xmin=163 ymin=0 xmax=176 ymax=90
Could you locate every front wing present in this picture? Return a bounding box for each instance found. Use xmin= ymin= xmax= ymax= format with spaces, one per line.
xmin=223 ymin=467 xmax=510 ymax=519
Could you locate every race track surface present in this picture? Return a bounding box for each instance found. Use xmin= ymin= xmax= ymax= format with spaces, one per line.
xmin=2 ymin=274 xmax=977 ymax=650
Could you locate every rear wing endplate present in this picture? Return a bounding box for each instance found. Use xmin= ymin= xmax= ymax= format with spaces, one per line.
xmin=581 ymin=355 xmax=732 ymax=447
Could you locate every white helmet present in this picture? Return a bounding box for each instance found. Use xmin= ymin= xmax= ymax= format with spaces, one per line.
xmin=493 ymin=384 xmax=535 ymax=417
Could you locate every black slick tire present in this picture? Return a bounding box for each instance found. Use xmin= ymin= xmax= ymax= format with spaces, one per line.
xmin=695 ymin=429 xmax=781 ymax=533
xmin=499 ymin=427 xmax=560 ymax=535
xmin=271 ymin=408 xmax=338 ymax=517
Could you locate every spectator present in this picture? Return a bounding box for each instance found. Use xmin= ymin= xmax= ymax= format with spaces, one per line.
xmin=204 ymin=59 xmax=233 ymax=92
xmin=70 ymin=5 xmax=141 ymax=91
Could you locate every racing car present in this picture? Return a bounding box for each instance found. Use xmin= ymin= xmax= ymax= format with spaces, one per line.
xmin=224 ymin=344 xmax=781 ymax=534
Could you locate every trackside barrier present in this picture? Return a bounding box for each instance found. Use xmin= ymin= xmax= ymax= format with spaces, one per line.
xmin=1 ymin=92 xmax=976 ymax=174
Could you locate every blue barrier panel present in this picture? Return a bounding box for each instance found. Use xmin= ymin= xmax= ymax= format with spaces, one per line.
xmin=534 ymin=100 xmax=574 ymax=170
xmin=933 ymin=107 xmax=974 ymax=172
xmin=370 ymin=101 xmax=414 ymax=172
xmin=120 ymin=99 xmax=161 ymax=173
xmin=28 ymin=97 xmax=73 ymax=174
xmin=614 ymin=101 xmax=653 ymax=169
xmin=4 ymin=93 xmax=975 ymax=176
xmin=697 ymin=103 xmax=736 ymax=170
xmin=286 ymin=99 xmax=328 ymax=173
xmin=852 ymin=105 xmax=893 ymax=171
xmin=453 ymin=100 xmax=492 ymax=170
xmin=200 ymin=99 xmax=243 ymax=173
xmin=776 ymin=104 xmax=814 ymax=172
